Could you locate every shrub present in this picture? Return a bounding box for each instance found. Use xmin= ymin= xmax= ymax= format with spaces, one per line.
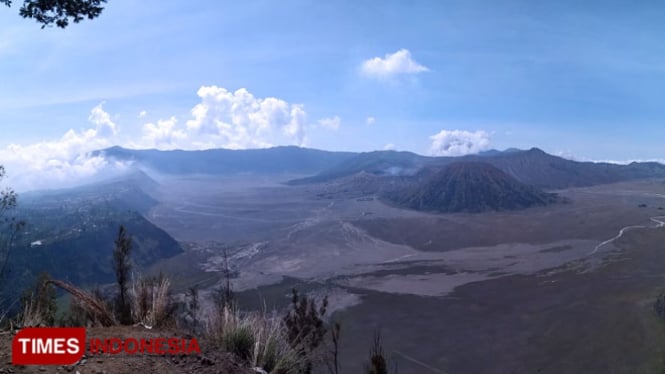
xmin=283 ymin=288 xmax=328 ymax=373
xmin=225 ymin=322 xmax=255 ymax=361
xmin=206 ymin=304 xmax=304 ymax=374
xmin=366 ymin=331 xmax=388 ymax=374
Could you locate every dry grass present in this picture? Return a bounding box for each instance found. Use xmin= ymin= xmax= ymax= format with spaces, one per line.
xmin=48 ymin=274 xmax=173 ymax=328
xmin=206 ymin=305 xmax=304 ymax=374
xmin=130 ymin=273 xmax=173 ymax=328
xmin=16 ymin=294 xmax=43 ymax=327
xmin=0 ymin=297 xmax=19 ymax=329
xmin=48 ymin=279 xmax=116 ymax=326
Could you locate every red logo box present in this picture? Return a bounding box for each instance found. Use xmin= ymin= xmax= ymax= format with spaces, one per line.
xmin=12 ymin=327 xmax=86 ymax=366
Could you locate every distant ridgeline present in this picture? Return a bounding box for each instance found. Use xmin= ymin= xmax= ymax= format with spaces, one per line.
xmin=95 ymin=145 xmax=665 ymax=189
xmin=283 ymin=147 xmax=665 ymax=213
xmin=287 ymin=147 xmax=665 ymax=189
xmin=95 ymin=146 xmax=665 ymax=214
xmin=2 ymin=170 xmax=182 ymax=308
xmin=93 ymin=146 xmax=356 ymax=175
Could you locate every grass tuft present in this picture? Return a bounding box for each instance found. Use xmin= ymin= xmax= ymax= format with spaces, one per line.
xmin=206 ymin=304 xmax=305 ymax=374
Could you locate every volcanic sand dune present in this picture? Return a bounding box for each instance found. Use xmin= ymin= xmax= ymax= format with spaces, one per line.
xmin=145 ymin=176 xmax=665 ymax=373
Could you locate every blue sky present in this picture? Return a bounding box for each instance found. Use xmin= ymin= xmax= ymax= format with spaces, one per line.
xmin=1 ymin=0 xmax=665 ymax=189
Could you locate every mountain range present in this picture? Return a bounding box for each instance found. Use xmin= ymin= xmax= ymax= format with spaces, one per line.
xmin=94 ymin=146 xmax=355 ymax=175
xmin=286 ymin=147 xmax=665 ymax=189
xmin=96 ymin=146 xmax=665 ymax=190
xmin=88 ymin=145 xmax=665 ymax=214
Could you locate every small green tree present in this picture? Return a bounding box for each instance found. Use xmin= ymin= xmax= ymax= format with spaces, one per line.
xmin=283 ymin=288 xmax=328 ymax=373
xmin=112 ymin=224 xmax=132 ymax=325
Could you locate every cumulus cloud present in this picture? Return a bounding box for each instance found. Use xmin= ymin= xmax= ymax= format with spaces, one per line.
xmin=281 ymin=104 xmax=307 ymax=146
xmin=361 ymin=49 xmax=429 ymax=79
xmin=138 ymin=110 xmax=147 ymax=118
xmin=185 ymin=86 xmax=308 ymax=149
xmin=88 ymin=102 xmax=118 ymax=138
xmin=318 ymin=116 xmax=341 ymax=131
xmin=0 ymin=103 xmax=129 ymax=191
xmin=383 ymin=143 xmax=396 ymax=151
xmin=1 ymin=86 xmax=321 ymax=191
xmin=366 ymin=116 xmax=376 ymax=125
xmin=429 ymin=130 xmax=491 ymax=156
xmin=142 ymin=117 xmax=187 ymax=150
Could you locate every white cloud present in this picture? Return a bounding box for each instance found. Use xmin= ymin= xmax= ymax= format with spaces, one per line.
xmin=281 ymin=104 xmax=308 ymax=146
xmin=138 ymin=110 xmax=147 ymax=118
xmin=142 ymin=117 xmax=187 ymax=150
xmin=88 ymin=102 xmax=118 ymax=138
xmin=0 ymin=103 xmax=129 ymax=191
xmin=429 ymin=130 xmax=491 ymax=156
xmin=1 ymin=86 xmax=321 ymax=191
xmin=186 ymin=86 xmax=308 ymax=149
xmin=366 ymin=116 xmax=376 ymax=125
xmin=318 ymin=116 xmax=341 ymax=131
xmin=556 ymin=151 xmax=579 ymax=161
xmin=383 ymin=143 xmax=395 ymax=151
xmin=595 ymin=158 xmax=665 ymax=165
xmin=361 ymin=49 xmax=429 ymax=79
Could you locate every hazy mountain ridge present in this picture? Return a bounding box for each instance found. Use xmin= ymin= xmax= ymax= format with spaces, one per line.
xmin=94 ymin=146 xmax=356 ymax=176
xmin=288 ymin=150 xmax=435 ymax=185
xmin=287 ymin=147 xmax=665 ymax=189
xmin=3 ymin=171 xmax=183 ymax=308
xmin=92 ymin=146 xmax=665 ymax=191
xmin=465 ymin=148 xmax=665 ymax=188
xmin=21 ymin=169 xmax=160 ymax=214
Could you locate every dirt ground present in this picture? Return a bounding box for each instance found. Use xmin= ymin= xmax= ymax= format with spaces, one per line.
xmin=335 ymin=227 xmax=665 ymax=373
xmin=0 ymin=326 xmax=251 ymax=374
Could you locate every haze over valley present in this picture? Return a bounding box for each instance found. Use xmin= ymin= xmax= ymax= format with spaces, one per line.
xmin=6 ymin=145 xmax=665 ymax=372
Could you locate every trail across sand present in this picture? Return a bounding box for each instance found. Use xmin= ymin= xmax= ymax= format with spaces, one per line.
xmin=589 ymin=190 xmax=665 ymax=255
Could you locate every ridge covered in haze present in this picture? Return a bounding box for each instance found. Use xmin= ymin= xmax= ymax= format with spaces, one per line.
xmin=94 ymin=145 xmax=665 ymax=190
xmin=94 ymin=146 xmax=356 ymax=176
